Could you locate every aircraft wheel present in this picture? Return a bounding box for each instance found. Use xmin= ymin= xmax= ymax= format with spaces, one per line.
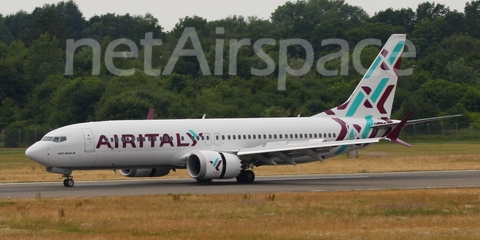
xmin=63 ymin=178 xmax=74 ymax=187
xmin=244 ymin=170 xmax=255 ymax=183
xmin=236 ymin=170 xmax=255 ymax=184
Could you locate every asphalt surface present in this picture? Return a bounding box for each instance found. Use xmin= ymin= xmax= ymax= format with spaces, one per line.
xmin=1 ymin=170 xmax=479 ymax=199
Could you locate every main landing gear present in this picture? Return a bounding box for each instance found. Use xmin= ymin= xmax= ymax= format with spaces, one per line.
xmin=62 ymin=174 xmax=74 ymax=187
xmin=236 ymin=170 xmax=255 ymax=184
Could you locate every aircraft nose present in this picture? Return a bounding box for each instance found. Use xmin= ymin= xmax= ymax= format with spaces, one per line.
xmin=25 ymin=143 xmax=46 ymax=165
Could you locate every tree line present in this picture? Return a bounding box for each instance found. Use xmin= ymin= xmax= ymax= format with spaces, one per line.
xmin=1 ymin=0 xmax=480 ymax=135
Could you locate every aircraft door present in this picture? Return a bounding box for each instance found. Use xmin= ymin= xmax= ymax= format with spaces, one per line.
xmin=204 ymin=133 xmax=212 ymax=146
xmin=81 ymin=128 xmax=96 ymax=153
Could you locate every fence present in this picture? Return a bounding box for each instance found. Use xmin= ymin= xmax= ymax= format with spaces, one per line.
xmin=0 ymin=128 xmax=52 ymax=148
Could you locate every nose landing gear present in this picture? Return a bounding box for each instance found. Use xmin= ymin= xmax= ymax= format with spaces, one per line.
xmin=62 ymin=175 xmax=74 ymax=187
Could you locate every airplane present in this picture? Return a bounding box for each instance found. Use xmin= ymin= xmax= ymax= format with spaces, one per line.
xmin=25 ymin=34 xmax=460 ymax=187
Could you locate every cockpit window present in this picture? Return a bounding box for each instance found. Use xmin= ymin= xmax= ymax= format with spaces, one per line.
xmin=42 ymin=136 xmax=54 ymax=141
xmin=42 ymin=136 xmax=67 ymax=143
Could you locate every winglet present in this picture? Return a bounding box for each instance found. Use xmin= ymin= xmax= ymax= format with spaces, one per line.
xmin=147 ymin=108 xmax=154 ymax=120
xmin=384 ymin=111 xmax=413 ymax=148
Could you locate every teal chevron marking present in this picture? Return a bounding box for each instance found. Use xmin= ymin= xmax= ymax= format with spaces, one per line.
xmin=388 ymin=41 xmax=405 ymax=65
xmin=346 ymin=92 xmax=365 ymax=117
xmin=188 ymin=130 xmax=198 ymax=138
xmin=371 ymin=78 xmax=389 ymax=103
xmin=365 ymin=56 xmax=382 ymax=79
xmin=335 ymin=145 xmax=348 ymax=154
xmin=213 ymin=158 xmax=219 ymax=167
xmin=362 ymin=115 xmax=374 ymax=139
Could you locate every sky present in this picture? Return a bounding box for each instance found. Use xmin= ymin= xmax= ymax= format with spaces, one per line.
xmin=0 ymin=0 xmax=470 ymax=31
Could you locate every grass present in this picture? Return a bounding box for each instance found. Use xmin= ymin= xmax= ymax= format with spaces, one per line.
xmin=1 ymin=143 xmax=479 ymax=239
xmin=1 ymin=142 xmax=480 ymax=183
xmin=0 ymin=189 xmax=479 ymax=239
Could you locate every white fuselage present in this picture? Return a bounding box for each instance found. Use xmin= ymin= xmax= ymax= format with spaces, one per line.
xmin=25 ymin=117 xmax=389 ymax=170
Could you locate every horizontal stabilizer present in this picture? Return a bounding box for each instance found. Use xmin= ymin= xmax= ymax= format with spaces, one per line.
xmin=383 ymin=111 xmax=412 ymax=148
xmin=372 ymin=114 xmax=463 ymax=129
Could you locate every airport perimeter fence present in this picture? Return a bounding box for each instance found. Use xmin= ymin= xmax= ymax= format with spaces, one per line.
xmin=0 ymin=122 xmax=479 ymax=148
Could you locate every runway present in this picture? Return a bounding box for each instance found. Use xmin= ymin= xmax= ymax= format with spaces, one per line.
xmin=1 ymin=170 xmax=479 ymax=199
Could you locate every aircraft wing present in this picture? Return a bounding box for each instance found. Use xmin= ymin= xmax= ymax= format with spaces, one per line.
xmin=235 ymin=138 xmax=380 ymax=165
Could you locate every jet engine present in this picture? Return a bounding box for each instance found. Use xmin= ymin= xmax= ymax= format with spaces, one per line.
xmin=119 ymin=168 xmax=171 ymax=177
xmin=186 ymin=150 xmax=242 ymax=181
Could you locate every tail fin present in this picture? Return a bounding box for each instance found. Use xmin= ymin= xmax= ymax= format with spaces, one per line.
xmin=314 ymin=34 xmax=406 ymax=119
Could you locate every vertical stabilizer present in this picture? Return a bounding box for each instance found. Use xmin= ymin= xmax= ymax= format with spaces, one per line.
xmin=314 ymin=34 xmax=406 ymax=119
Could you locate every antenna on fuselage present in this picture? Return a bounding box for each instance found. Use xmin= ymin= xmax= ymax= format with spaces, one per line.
xmin=147 ymin=108 xmax=154 ymax=120
xmin=202 ymin=114 xmax=206 ymax=119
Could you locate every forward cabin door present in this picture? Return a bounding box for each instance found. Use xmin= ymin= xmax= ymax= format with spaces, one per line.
xmin=81 ymin=128 xmax=96 ymax=153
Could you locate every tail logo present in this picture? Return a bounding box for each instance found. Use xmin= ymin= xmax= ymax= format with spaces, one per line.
xmin=346 ymin=78 xmax=395 ymax=116
xmin=365 ymin=41 xmax=405 ymax=79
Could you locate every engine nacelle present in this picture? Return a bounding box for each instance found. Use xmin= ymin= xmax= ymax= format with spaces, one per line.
xmin=119 ymin=168 xmax=171 ymax=177
xmin=187 ymin=150 xmax=242 ymax=180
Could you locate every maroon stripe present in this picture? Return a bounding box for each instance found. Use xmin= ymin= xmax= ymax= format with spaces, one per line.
xmin=332 ymin=118 xmax=348 ymax=141
xmin=377 ymin=85 xmax=395 ymax=114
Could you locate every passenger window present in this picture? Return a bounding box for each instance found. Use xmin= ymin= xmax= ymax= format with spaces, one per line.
xmin=328 ymin=133 xmax=331 ymax=138
xmin=253 ymin=135 xmax=256 ymax=139
xmin=299 ymin=134 xmax=303 ymax=138
xmin=110 ymin=138 xmax=114 ymax=142
xmin=263 ymin=134 xmax=266 ymax=139
xmin=206 ymin=136 xmax=209 ymax=140
xmin=274 ymin=134 xmax=277 ymax=139
xmin=222 ymin=135 xmax=225 ymax=140
xmin=233 ymin=135 xmax=236 ymax=140
xmin=290 ymin=134 xmax=293 ymax=139
xmin=238 ymin=135 xmax=241 ymax=139
xmin=182 ymin=136 xmax=185 ymax=141
xmin=201 ymin=136 xmax=205 ymax=140
xmin=216 ymin=135 xmax=219 ymax=140
xmin=324 ymin=133 xmax=327 ymax=138
xmin=243 ymin=135 xmax=246 ymax=139
xmin=248 ymin=135 xmax=251 ymax=139
xmin=269 ymin=134 xmax=272 ymax=139
xmin=279 ymin=134 xmax=282 ymax=139
xmin=295 ymin=134 xmax=298 ymax=138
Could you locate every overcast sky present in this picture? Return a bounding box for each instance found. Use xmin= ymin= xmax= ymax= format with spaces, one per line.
xmin=0 ymin=0 xmax=470 ymax=31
